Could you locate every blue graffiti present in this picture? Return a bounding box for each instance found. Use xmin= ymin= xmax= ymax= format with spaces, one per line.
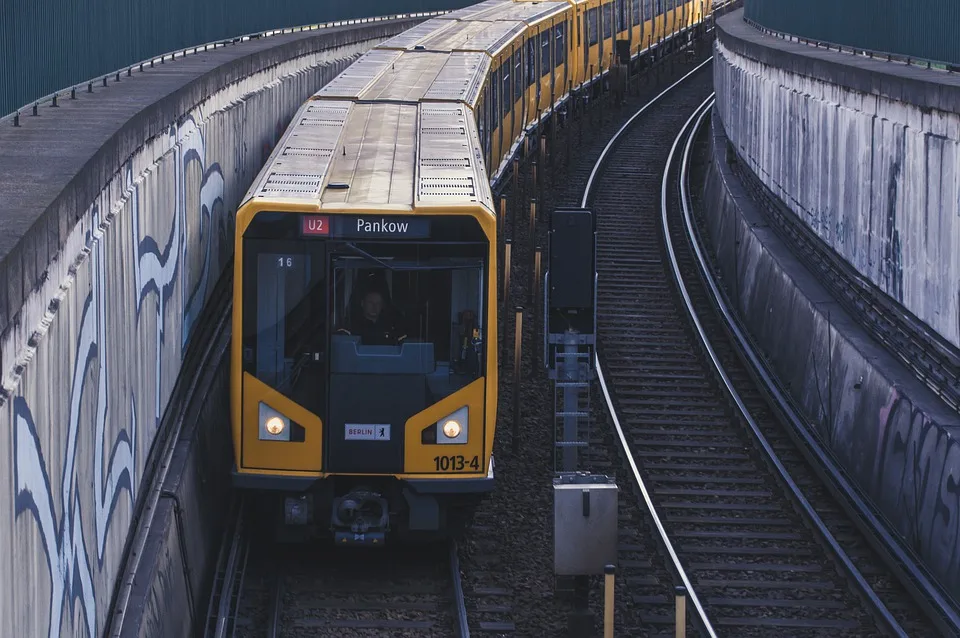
xmin=11 ymin=111 xmax=223 ymax=636
xmin=12 ymin=204 xmax=118 ymax=638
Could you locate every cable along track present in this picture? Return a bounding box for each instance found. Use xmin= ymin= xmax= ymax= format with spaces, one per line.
xmin=585 ymin=65 xmax=939 ymax=635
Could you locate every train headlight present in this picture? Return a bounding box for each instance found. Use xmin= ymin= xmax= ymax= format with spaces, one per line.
xmin=442 ymin=419 xmax=462 ymax=439
xmin=265 ymin=417 xmax=285 ymax=436
xmin=259 ymin=402 xmax=290 ymax=441
xmin=436 ymin=406 xmax=468 ymax=445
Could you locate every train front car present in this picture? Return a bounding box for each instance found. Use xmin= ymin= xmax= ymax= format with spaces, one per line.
xmin=230 ymin=89 xmax=499 ymax=544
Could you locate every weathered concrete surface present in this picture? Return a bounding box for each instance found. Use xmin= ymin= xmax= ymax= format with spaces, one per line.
xmin=0 ymin=19 xmax=421 ymax=638
xmin=714 ymin=9 xmax=960 ymax=349
xmin=703 ymin=114 xmax=960 ymax=597
xmin=120 ymin=346 xmax=231 ymax=638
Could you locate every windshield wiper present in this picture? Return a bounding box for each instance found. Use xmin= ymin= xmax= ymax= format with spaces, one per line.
xmin=343 ymin=242 xmax=395 ymax=270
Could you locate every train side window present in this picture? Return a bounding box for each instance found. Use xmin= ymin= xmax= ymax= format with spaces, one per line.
xmin=490 ymin=67 xmax=499 ymax=130
xmin=577 ymin=14 xmax=581 ymax=47
xmin=644 ymin=0 xmax=653 ymax=24
xmin=501 ymin=59 xmax=511 ymax=117
xmin=526 ymin=37 xmax=537 ymax=87
xmin=603 ymin=3 xmax=613 ymax=40
xmin=655 ymin=0 xmax=662 ymax=15
xmin=632 ymin=0 xmax=641 ymax=25
xmin=587 ymin=8 xmax=598 ymax=46
xmin=514 ymin=49 xmax=523 ymax=102
xmin=540 ymin=29 xmax=551 ymax=77
xmin=617 ymin=0 xmax=626 ymax=32
xmin=555 ymin=22 xmax=565 ymax=68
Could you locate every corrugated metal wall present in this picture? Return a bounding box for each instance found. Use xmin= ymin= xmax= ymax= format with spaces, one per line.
xmin=0 ymin=0 xmax=474 ymax=116
xmin=744 ymin=0 xmax=960 ymax=67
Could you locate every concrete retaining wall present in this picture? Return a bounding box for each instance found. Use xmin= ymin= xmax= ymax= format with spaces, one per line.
xmin=120 ymin=345 xmax=232 ymax=638
xmin=703 ymin=114 xmax=960 ymax=597
xmin=714 ymin=10 xmax=960 ymax=349
xmin=0 ymin=22 xmax=417 ymax=638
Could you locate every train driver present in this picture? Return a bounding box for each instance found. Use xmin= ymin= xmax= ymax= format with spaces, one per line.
xmin=339 ymin=289 xmax=408 ymax=346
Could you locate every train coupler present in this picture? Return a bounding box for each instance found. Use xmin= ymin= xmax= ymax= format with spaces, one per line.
xmin=331 ymin=487 xmax=390 ymax=546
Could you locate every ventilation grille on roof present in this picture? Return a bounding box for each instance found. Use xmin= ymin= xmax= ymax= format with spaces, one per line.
xmin=420 ymin=176 xmax=476 ymax=197
xmin=300 ymin=118 xmax=345 ymax=126
xmin=421 ymin=158 xmax=470 ymax=168
xmin=262 ymin=173 xmax=322 ymax=195
xmin=421 ymin=107 xmax=464 ymax=116
xmin=422 ymin=126 xmax=467 ymax=135
xmin=307 ymin=104 xmax=349 ymax=116
xmin=282 ymin=147 xmax=333 ymax=158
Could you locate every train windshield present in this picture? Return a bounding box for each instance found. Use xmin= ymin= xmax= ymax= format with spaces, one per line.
xmin=242 ymin=212 xmax=488 ymax=415
xmin=329 ymin=240 xmax=487 ymax=405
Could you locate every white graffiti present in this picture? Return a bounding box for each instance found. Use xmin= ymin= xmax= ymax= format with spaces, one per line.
xmin=11 ymin=112 xmax=224 ymax=637
xmin=13 ymin=203 xmax=119 ymax=638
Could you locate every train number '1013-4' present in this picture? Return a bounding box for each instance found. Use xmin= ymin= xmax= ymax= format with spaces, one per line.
xmin=433 ymin=455 xmax=480 ymax=472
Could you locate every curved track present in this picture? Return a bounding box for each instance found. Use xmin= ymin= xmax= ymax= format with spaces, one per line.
xmin=579 ymin=62 xmax=942 ymax=635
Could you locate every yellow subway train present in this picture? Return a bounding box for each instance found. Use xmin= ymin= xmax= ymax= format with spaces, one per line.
xmin=230 ymin=0 xmax=712 ymax=545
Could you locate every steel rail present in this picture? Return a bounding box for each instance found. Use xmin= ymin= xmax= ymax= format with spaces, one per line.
xmin=669 ymin=94 xmax=908 ymax=637
xmin=213 ymin=498 xmax=248 ymax=638
xmin=450 ymin=540 xmax=471 ymax=638
xmin=580 ymin=56 xmax=714 ymax=209
xmin=683 ymin=103 xmax=960 ymax=636
xmin=585 ymin=60 xmax=718 ymax=638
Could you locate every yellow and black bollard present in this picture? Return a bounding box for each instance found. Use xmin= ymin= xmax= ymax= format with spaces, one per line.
xmin=604 ymin=565 xmax=616 ymax=638
xmin=532 ymin=247 xmax=542 ymax=370
xmin=529 ymin=198 xmax=537 ymax=248
xmin=675 ymin=585 xmax=687 ymax=638
xmin=503 ymin=239 xmax=512 ymax=316
xmin=498 ymin=196 xmax=507 ymax=254
xmin=512 ymin=306 xmax=523 ymax=452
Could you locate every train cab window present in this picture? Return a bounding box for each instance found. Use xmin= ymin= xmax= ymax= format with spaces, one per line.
xmin=603 ymin=3 xmax=613 ymax=39
xmin=241 ymin=225 xmax=328 ymax=414
xmin=330 ymin=239 xmax=487 ymax=404
xmin=587 ymin=8 xmax=599 ymax=46
xmin=540 ymin=29 xmax=551 ymax=77
xmin=555 ymin=23 xmax=566 ymax=68
xmin=632 ymin=0 xmax=641 ymax=26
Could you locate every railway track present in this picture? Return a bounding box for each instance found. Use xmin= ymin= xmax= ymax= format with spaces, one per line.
xmin=205 ymin=499 xmax=483 ymax=637
xmin=556 ymin=59 xmax=946 ymax=635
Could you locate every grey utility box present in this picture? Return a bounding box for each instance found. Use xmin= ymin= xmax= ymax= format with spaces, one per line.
xmin=554 ymin=472 xmax=618 ymax=576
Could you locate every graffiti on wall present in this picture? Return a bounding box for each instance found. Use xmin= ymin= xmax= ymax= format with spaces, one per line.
xmin=873 ymin=387 xmax=960 ymax=593
xmin=10 ymin=113 xmax=223 ymax=637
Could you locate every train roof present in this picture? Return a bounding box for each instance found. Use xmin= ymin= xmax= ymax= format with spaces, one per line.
xmin=245 ymin=100 xmax=492 ymax=212
xmin=313 ymin=50 xmax=489 ymax=106
xmin=241 ymin=0 xmax=578 ymax=216
xmin=379 ymin=1 xmax=568 ymax=54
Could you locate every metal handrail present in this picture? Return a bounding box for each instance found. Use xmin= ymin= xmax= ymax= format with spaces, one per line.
xmin=2 ymin=10 xmax=448 ymax=125
xmin=742 ymin=16 xmax=958 ymax=72
xmin=584 ymin=57 xmax=718 ymax=637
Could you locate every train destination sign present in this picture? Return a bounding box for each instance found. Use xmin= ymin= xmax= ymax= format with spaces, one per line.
xmin=301 ymin=214 xmax=430 ymax=239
